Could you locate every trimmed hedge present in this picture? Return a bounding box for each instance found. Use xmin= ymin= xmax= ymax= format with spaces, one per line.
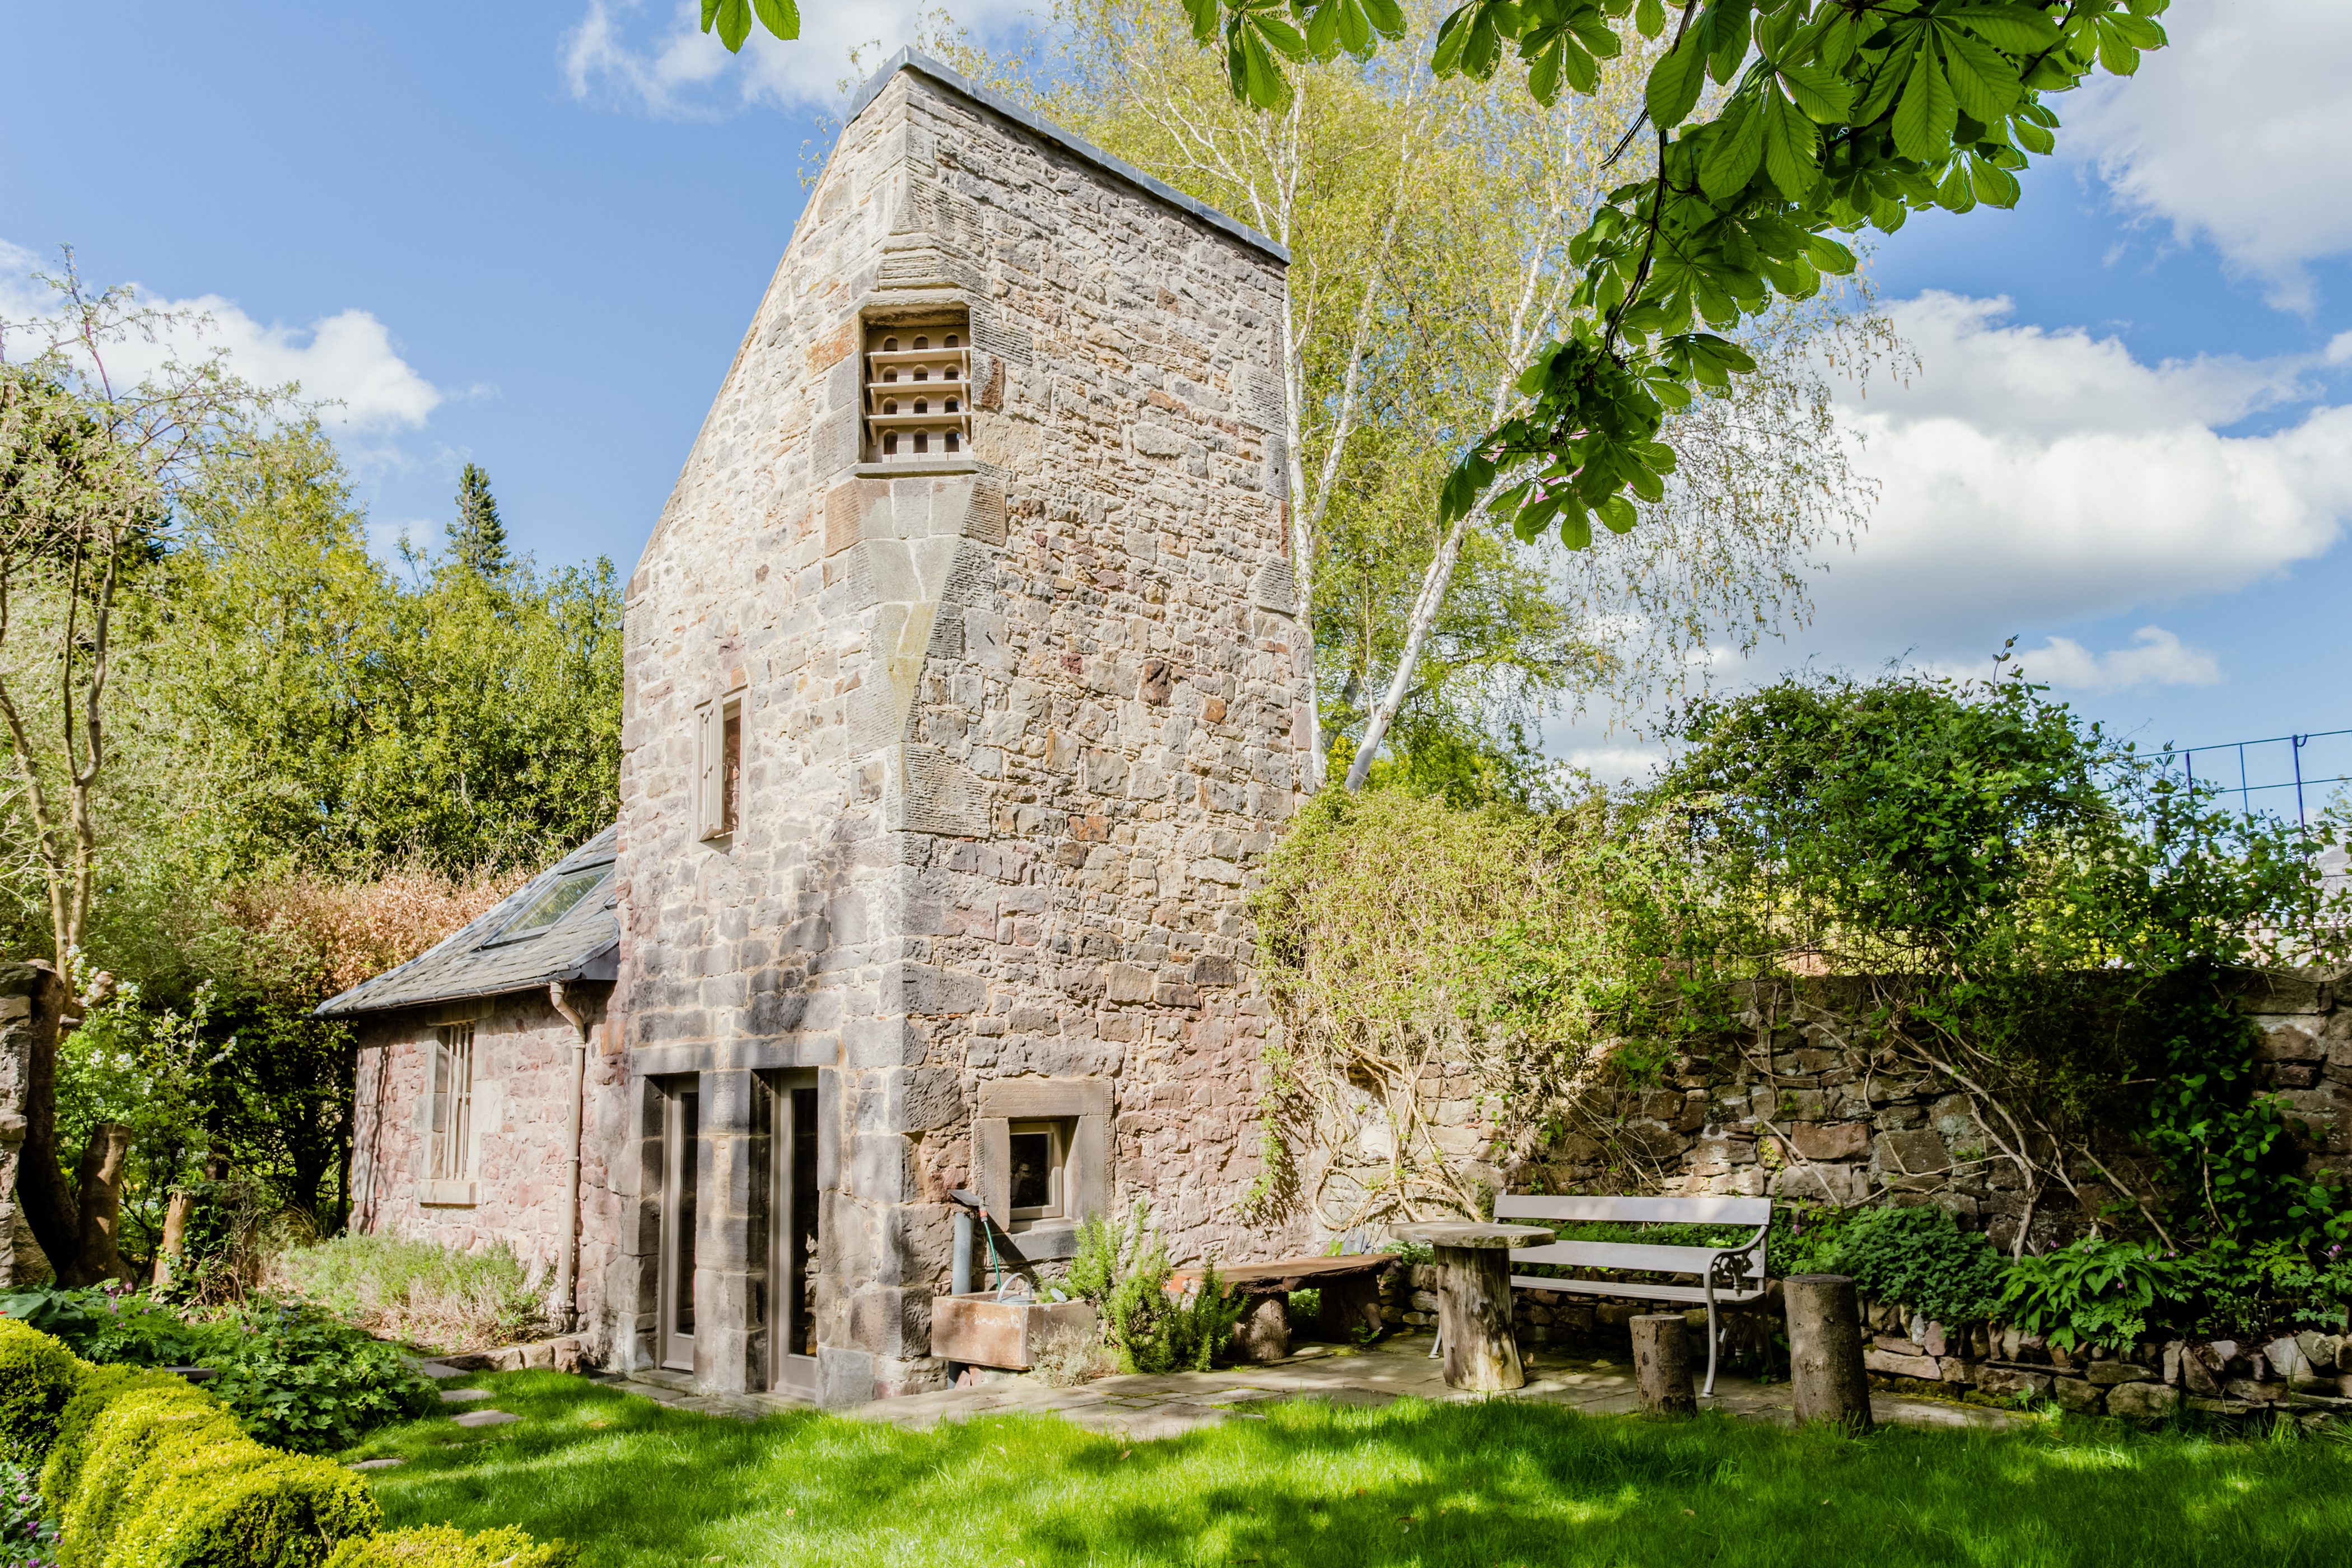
xmin=0 ymin=1317 xmax=85 ymax=1467
xmin=27 ymin=1332 xmax=379 ymax=1568
xmin=324 ymin=1526 xmax=580 ymax=1568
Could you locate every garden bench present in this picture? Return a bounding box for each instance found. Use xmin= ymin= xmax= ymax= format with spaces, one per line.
xmin=1493 ymin=1193 xmax=1771 ymax=1397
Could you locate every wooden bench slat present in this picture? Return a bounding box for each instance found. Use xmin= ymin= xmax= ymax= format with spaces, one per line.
xmin=1510 ymin=1276 xmax=1770 ymax=1305
xmin=1169 ymin=1253 xmax=1394 ymax=1289
xmin=1510 ymin=1240 xmax=1763 ymax=1278
xmin=1495 ymin=1194 xmax=1772 ymax=1226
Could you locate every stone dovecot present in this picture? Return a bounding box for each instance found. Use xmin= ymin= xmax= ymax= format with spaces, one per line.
xmin=604 ymin=49 xmax=1308 ymax=1403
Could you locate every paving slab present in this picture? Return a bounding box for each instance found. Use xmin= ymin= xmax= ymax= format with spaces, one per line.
xmin=450 ymin=1410 xmax=521 ymax=1428
xmin=414 ymin=1363 xmax=465 ymax=1380
xmin=439 ymin=1388 xmax=496 ymax=1403
xmin=348 ymin=1457 xmax=405 ymax=1469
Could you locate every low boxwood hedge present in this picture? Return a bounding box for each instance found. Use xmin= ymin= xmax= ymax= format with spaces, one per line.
xmin=324 ymin=1525 xmax=580 ymax=1568
xmin=0 ymin=1315 xmax=86 ymax=1467
xmin=12 ymin=1322 xmax=562 ymax=1568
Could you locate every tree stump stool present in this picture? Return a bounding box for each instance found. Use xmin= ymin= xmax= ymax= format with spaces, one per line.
xmin=1785 ymin=1273 xmax=1873 ymax=1431
xmin=1393 ymin=1222 xmax=1555 ymax=1392
xmin=1631 ymin=1314 xmax=1697 ymax=1415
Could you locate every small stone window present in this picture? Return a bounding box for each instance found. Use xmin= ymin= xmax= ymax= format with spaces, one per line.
xmin=695 ymin=684 xmax=745 ymax=841
xmin=863 ymin=314 xmax=972 ymax=464
xmin=1007 ymin=1119 xmax=1071 ymax=1226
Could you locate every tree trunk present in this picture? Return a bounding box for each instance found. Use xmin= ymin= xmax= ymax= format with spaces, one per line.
xmin=152 ymin=1186 xmax=197 ymax=1288
xmin=67 ymin=1122 xmax=130 ymax=1286
xmin=1632 ymin=1313 xmax=1697 ymax=1414
xmin=9 ymin=960 xmax=92 ymax=1283
xmin=1785 ymin=1273 xmax=1874 ymax=1430
xmin=1434 ymin=1242 xmax=1525 ymax=1392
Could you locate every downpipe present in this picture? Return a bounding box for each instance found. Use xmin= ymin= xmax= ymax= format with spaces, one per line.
xmin=548 ymin=979 xmax=592 ymax=1336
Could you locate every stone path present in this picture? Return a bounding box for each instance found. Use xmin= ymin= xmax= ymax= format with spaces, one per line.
xmin=842 ymin=1332 xmax=2026 ymax=1440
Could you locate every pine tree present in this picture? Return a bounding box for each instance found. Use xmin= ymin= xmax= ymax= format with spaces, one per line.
xmin=448 ymin=463 xmax=510 ymax=576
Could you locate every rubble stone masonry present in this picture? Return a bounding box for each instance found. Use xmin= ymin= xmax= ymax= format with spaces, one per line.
xmin=606 ymin=54 xmax=1308 ymax=1402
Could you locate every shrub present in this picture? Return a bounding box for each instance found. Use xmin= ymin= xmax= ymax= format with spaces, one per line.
xmin=35 ymin=1366 xmax=187 ymax=1522
xmin=324 ymin=1525 xmax=578 ymax=1568
xmin=2 ymin=1458 xmax=59 ymax=1568
xmin=1833 ymin=1205 xmax=2010 ymax=1325
xmin=0 ymin=1322 xmax=83 ymax=1469
xmin=2002 ymin=1236 xmax=2187 ymax=1354
xmin=1069 ymin=1205 xmax=1243 ymax=1374
xmin=201 ymin=1300 xmax=440 ymax=1453
xmin=0 ymin=1287 xmax=211 ymax=1369
xmin=272 ymin=1234 xmax=544 ymax=1353
xmin=42 ymin=1362 xmax=379 ymax=1568
xmin=110 ymin=1447 xmax=381 ymax=1568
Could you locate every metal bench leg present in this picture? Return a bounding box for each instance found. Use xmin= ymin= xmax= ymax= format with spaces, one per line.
xmin=1702 ymin=1286 xmax=1720 ymax=1398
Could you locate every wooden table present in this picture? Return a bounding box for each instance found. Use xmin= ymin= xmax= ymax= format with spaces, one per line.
xmin=1169 ymin=1253 xmax=1398 ymax=1360
xmin=1393 ymin=1222 xmax=1556 ymax=1391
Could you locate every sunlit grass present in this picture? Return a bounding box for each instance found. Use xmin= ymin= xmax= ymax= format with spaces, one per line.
xmin=349 ymin=1370 xmax=2352 ymax=1566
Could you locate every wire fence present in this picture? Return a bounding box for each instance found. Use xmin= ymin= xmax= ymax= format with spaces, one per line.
xmin=2158 ymin=727 xmax=2352 ymax=830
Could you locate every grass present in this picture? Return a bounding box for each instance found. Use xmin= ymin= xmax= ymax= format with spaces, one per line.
xmin=349 ymin=1370 xmax=2352 ymax=1566
xmin=272 ymin=1233 xmax=545 ymax=1352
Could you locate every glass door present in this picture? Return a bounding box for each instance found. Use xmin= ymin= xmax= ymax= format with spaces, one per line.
xmin=764 ymin=1074 xmax=820 ymax=1397
xmin=657 ymin=1079 xmax=699 ymax=1372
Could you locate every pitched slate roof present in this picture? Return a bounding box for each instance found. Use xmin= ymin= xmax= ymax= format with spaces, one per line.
xmin=312 ymin=827 xmax=620 ymax=1019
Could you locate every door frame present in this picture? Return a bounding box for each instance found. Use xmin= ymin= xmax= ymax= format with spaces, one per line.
xmin=655 ymin=1076 xmax=699 ymax=1373
xmin=764 ymin=1070 xmax=820 ymax=1398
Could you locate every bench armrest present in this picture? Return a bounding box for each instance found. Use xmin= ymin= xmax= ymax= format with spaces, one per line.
xmin=1701 ymin=1226 xmax=1769 ymax=1296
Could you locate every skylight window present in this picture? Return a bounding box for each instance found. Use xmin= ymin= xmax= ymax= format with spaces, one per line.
xmin=487 ymin=867 xmax=610 ymax=944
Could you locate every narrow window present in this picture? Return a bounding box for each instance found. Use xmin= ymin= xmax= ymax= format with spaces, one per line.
xmin=427 ymin=1024 xmax=474 ymax=1183
xmin=945 ymin=431 xmax=960 ymax=453
xmin=944 ymin=333 xmax=959 ymax=348
xmin=883 ymin=336 xmax=898 ymax=351
xmin=1007 ymin=1118 xmax=1071 ymax=1227
xmin=914 ymin=431 xmax=928 ymax=454
xmin=884 ymin=399 xmax=898 ymax=414
xmin=913 ymin=367 xmax=928 ymax=382
xmin=944 ymin=365 xmax=960 ymax=380
xmin=696 ymin=690 xmax=744 ymax=841
xmin=883 ymin=368 xmax=898 ymax=382
xmin=914 ymin=335 xmax=929 ymax=349
xmin=944 ymin=396 xmax=959 ymax=413
xmin=914 ymin=398 xmax=927 ymax=414
xmin=884 ymin=432 xmax=899 ymax=454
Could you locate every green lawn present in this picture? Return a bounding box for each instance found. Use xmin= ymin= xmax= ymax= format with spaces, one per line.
xmin=349 ymin=1371 xmax=2352 ymax=1567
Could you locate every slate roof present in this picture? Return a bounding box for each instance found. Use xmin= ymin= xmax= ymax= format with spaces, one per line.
xmin=312 ymin=826 xmax=620 ymax=1019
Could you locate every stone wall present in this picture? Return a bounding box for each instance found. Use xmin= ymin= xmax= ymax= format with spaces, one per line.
xmin=349 ymin=990 xmax=626 ymax=1359
xmin=1480 ymin=969 xmax=2351 ymax=1249
xmin=606 ymin=54 xmax=1307 ymax=1402
xmin=0 ymin=964 xmax=40 ymax=1286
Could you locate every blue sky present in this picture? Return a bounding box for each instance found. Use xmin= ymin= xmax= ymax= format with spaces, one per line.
xmin=5 ymin=1 xmax=2347 ymax=801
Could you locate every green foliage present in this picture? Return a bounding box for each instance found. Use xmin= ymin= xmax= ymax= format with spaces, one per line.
xmin=698 ymin=0 xmax=798 ymax=51
xmin=1 ymin=1458 xmax=58 ymax=1568
xmin=1832 ymin=1205 xmax=2009 ymax=1325
xmin=2184 ymin=1238 xmax=2352 ymax=1336
xmin=324 ymin=1526 xmax=578 ymax=1568
xmin=2 ymin=1288 xmax=435 ymax=1455
xmin=0 ymin=1287 xmax=210 ymax=1369
xmin=35 ymin=1347 xmax=381 ymax=1568
xmin=0 ymin=1322 xmax=82 ymax=1470
xmin=197 ymin=1300 xmax=440 ymax=1453
xmin=446 ymin=464 xmax=509 ymax=578
xmin=273 ymin=1234 xmax=545 ymax=1354
xmin=1764 ymin=1202 xmax=1845 ymax=1279
xmin=2000 ymin=1236 xmax=2187 ymax=1353
xmin=1179 ymin=1 xmax=2168 ymax=544
xmin=1066 ymin=1205 xmax=1243 ymax=1373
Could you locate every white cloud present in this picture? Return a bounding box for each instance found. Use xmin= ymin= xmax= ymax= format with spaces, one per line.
xmin=562 ymin=0 xmax=1035 ymax=118
xmin=0 ymin=241 xmax=442 ymax=433
xmin=1816 ymin=292 xmax=2352 ymax=661
xmin=2008 ymin=627 xmax=2224 ymax=694
xmin=2069 ymin=0 xmax=2352 ymax=310
xmin=1562 ymin=745 xmax=1668 ymax=786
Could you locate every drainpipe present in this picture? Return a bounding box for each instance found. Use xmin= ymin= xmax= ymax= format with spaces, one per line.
xmin=549 ymin=979 xmax=591 ymax=1335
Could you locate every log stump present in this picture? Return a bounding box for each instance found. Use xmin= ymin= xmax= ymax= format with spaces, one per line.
xmin=1785 ymin=1273 xmax=1873 ymax=1431
xmin=1233 ymin=1295 xmax=1291 ymax=1362
xmin=1631 ymin=1313 xmax=1697 ymax=1415
xmin=1394 ymin=1222 xmax=1554 ymax=1393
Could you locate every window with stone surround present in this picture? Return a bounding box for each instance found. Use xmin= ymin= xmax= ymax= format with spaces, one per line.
xmin=423 ymin=1023 xmax=474 ymax=1202
xmin=1007 ymin=1119 xmax=1071 ymax=1226
xmin=695 ymin=687 xmax=744 ymax=841
xmin=974 ymin=1079 xmax=1109 ymax=1261
xmin=863 ymin=316 xmax=970 ymax=464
